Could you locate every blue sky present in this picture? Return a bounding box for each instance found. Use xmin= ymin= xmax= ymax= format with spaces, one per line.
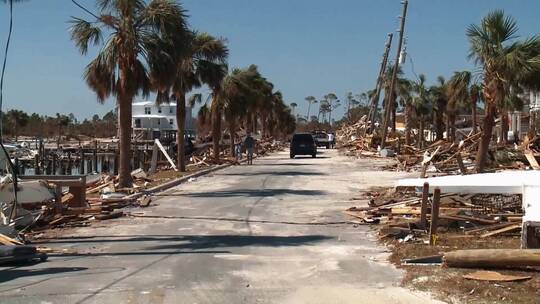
xmin=1 ymin=0 xmax=540 ymax=120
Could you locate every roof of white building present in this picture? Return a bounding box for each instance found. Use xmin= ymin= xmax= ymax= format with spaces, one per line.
xmin=133 ymin=101 xmax=177 ymax=106
xmin=133 ymin=114 xmax=171 ymax=119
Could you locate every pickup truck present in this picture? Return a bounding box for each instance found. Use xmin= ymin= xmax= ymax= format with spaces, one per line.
xmin=312 ymin=131 xmax=331 ymax=149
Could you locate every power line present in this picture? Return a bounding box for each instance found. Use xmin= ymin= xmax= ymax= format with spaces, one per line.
xmin=71 ymin=0 xmax=100 ymax=20
xmin=0 ymin=0 xmax=14 ymax=141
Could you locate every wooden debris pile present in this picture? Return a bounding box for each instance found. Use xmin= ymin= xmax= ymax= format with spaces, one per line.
xmin=345 ymin=188 xmax=523 ymax=242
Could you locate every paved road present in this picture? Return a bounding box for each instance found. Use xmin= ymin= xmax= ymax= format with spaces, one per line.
xmin=0 ymin=149 xmax=441 ymax=304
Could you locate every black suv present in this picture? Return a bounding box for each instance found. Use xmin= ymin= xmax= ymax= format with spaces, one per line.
xmin=290 ymin=133 xmax=317 ymax=158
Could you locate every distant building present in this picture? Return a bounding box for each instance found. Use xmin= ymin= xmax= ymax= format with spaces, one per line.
xmin=132 ymin=101 xmax=193 ymax=141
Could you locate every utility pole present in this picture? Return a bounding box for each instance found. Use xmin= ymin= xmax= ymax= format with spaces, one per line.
xmin=366 ymin=33 xmax=393 ymax=135
xmin=381 ymin=0 xmax=408 ymax=148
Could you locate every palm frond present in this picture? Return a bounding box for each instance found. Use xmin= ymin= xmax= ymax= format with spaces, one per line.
xmin=69 ymin=17 xmax=103 ymax=55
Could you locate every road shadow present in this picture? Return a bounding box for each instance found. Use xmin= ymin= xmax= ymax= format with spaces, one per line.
xmin=220 ymin=171 xmax=325 ymax=177
xmin=0 ymin=267 xmax=87 ymax=284
xmin=145 ymin=234 xmax=332 ymax=251
xmin=30 ymin=235 xmax=330 ymax=257
xmin=292 ymin=156 xmax=330 ymax=159
xmin=252 ymin=163 xmax=310 ymax=166
xmin=179 ymin=188 xmax=326 ymax=198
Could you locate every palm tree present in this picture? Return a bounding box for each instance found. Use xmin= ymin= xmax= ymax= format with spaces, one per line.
xmin=429 ymin=76 xmax=447 ymax=141
xmin=469 ymin=84 xmax=482 ymax=134
xmin=324 ymin=93 xmax=338 ymax=126
xmin=154 ymin=32 xmax=228 ymax=171
xmin=305 ymin=96 xmax=317 ymax=120
xmin=70 ymin=0 xmax=187 ymax=187
xmin=412 ymin=74 xmax=431 ymax=148
xmin=290 ymin=102 xmax=298 ymax=117
xmin=467 ymin=10 xmax=540 ymax=171
xmin=394 ymin=79 xmax=413 ymax=145
xmin=447 ymin=71 xmax=472 ymax=142
xmin=5 ymin=109 xmax=28 ymax=141
xmin=202 ymin=63 xmax=229 ymax=160
xmin=55 ymin=113 xmax=70 ymax=148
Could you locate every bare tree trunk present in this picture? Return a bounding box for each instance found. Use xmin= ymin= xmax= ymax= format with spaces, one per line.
xmin=501 ymin=110 xmax=509 ymax=144
xmin=391 ymin=98 xmax=396 ymax=133
xmin=475 ymin=102 xmax=496 ymax=173
xmin=118 ymin=94 xmax=133 ymax=187
xmin=435 ymin=110 xmax=444 ymax=141
xmin=471 ymin=99 xmax=478 ymax=134
xmin=418 ymin=118 xmax=425 ymax=149
xmin=229 ymin=122 xmax=235 ymax=157
xmin=176 ymin=92 xmax=186 ymax=172
xmin=405 ymin=103 xmax=412 ymax=145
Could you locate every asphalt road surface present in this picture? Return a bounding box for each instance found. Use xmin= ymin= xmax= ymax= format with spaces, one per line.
xmin=0 ymin=149 xmax=442 ymax=304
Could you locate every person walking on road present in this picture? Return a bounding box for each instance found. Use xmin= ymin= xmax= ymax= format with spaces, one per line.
xmin=244 ymin=132 xmax=256 ymax=165
xmin=234 ymin=135 xmax=243 ymax=162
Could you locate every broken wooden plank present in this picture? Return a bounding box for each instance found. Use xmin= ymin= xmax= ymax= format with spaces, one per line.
xmin=465 ymin=222 xmax=516 ymax=235
xmin=0 ymin=233 xmax=24 ymax=245
xmin=524 ymin=150 xmax=540 ymax=170
xmin=480 ymin=223 xmax=521 ymax=238
xmin=440 ymin=214 xmax=497 ymax=225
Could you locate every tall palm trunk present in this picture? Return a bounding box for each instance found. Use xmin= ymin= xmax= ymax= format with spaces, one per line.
xmin=212 ymin=100 xmax=222 ymax=160
xmin=418 ymin=118 xmax=425 ymax=149
xmin=475 ymin=101 xmax=496 ymax=172
xmin=118 ymin=94 xmax=133 ymax=187
xmin=175 ymin=92 xmax=186 ymax=171
xmin=404 ymin=103 xmax=412 ymax=145
xmin=306 ymin=102 xmax=311 ymax=120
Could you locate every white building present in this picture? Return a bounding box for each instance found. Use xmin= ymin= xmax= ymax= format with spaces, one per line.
xmin=132 ymin=101 xmax=193 ymax=140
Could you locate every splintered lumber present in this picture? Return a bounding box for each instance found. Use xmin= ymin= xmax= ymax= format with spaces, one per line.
xmin=465 ymin=222 xmax=516 ymax=235
xmin=524 ymin=150 xmax=540 ymax=170
xmin=440 ymin=214 xmax=497 ymax=225
xmin=480 ymin=223 xmax=521 ymax=238
xmin=61 ymin=193 xmax=75 ymax=204
xmin=0 ymin=233 xmax=24 ymax=245
xmin=86 ymin=181 xmax=113 ymax=194
xmin=444 ymin=249 xmax=540 ymax=269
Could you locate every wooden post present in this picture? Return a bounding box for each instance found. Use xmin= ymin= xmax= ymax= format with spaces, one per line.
xmin=34 ymin=155 xmax=40 ymax=175
xmin=20 ymin=160 xmax=25 ymax=176
xmin=429 ymin=187 xmax=441 ymax=246
xmin=420 ymin=163 xmax=428 ymax=178
xmin=420 ymin=182 xmax=429 ymax=229
xmin=456 ymin=153 xmax=467 ymax=175
xmin=52 ymin=154 xmax=57 ymax=175
xmin=79 ymin=146 xmax=85 ymax=175
xmin=93 ymin=141 xmax=98 ymax=173
xmin=67 ymin=152 xmax=72 ymax=175
xmin=114 ymin=151 xmax=119 ymax=175
xmin=381 ymin=0 xmax=408 ymax=148
xmin=444 ymin=249 xmax=540 ymax=268
xmin=13 ymin=158 xmax=19 ymax=176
